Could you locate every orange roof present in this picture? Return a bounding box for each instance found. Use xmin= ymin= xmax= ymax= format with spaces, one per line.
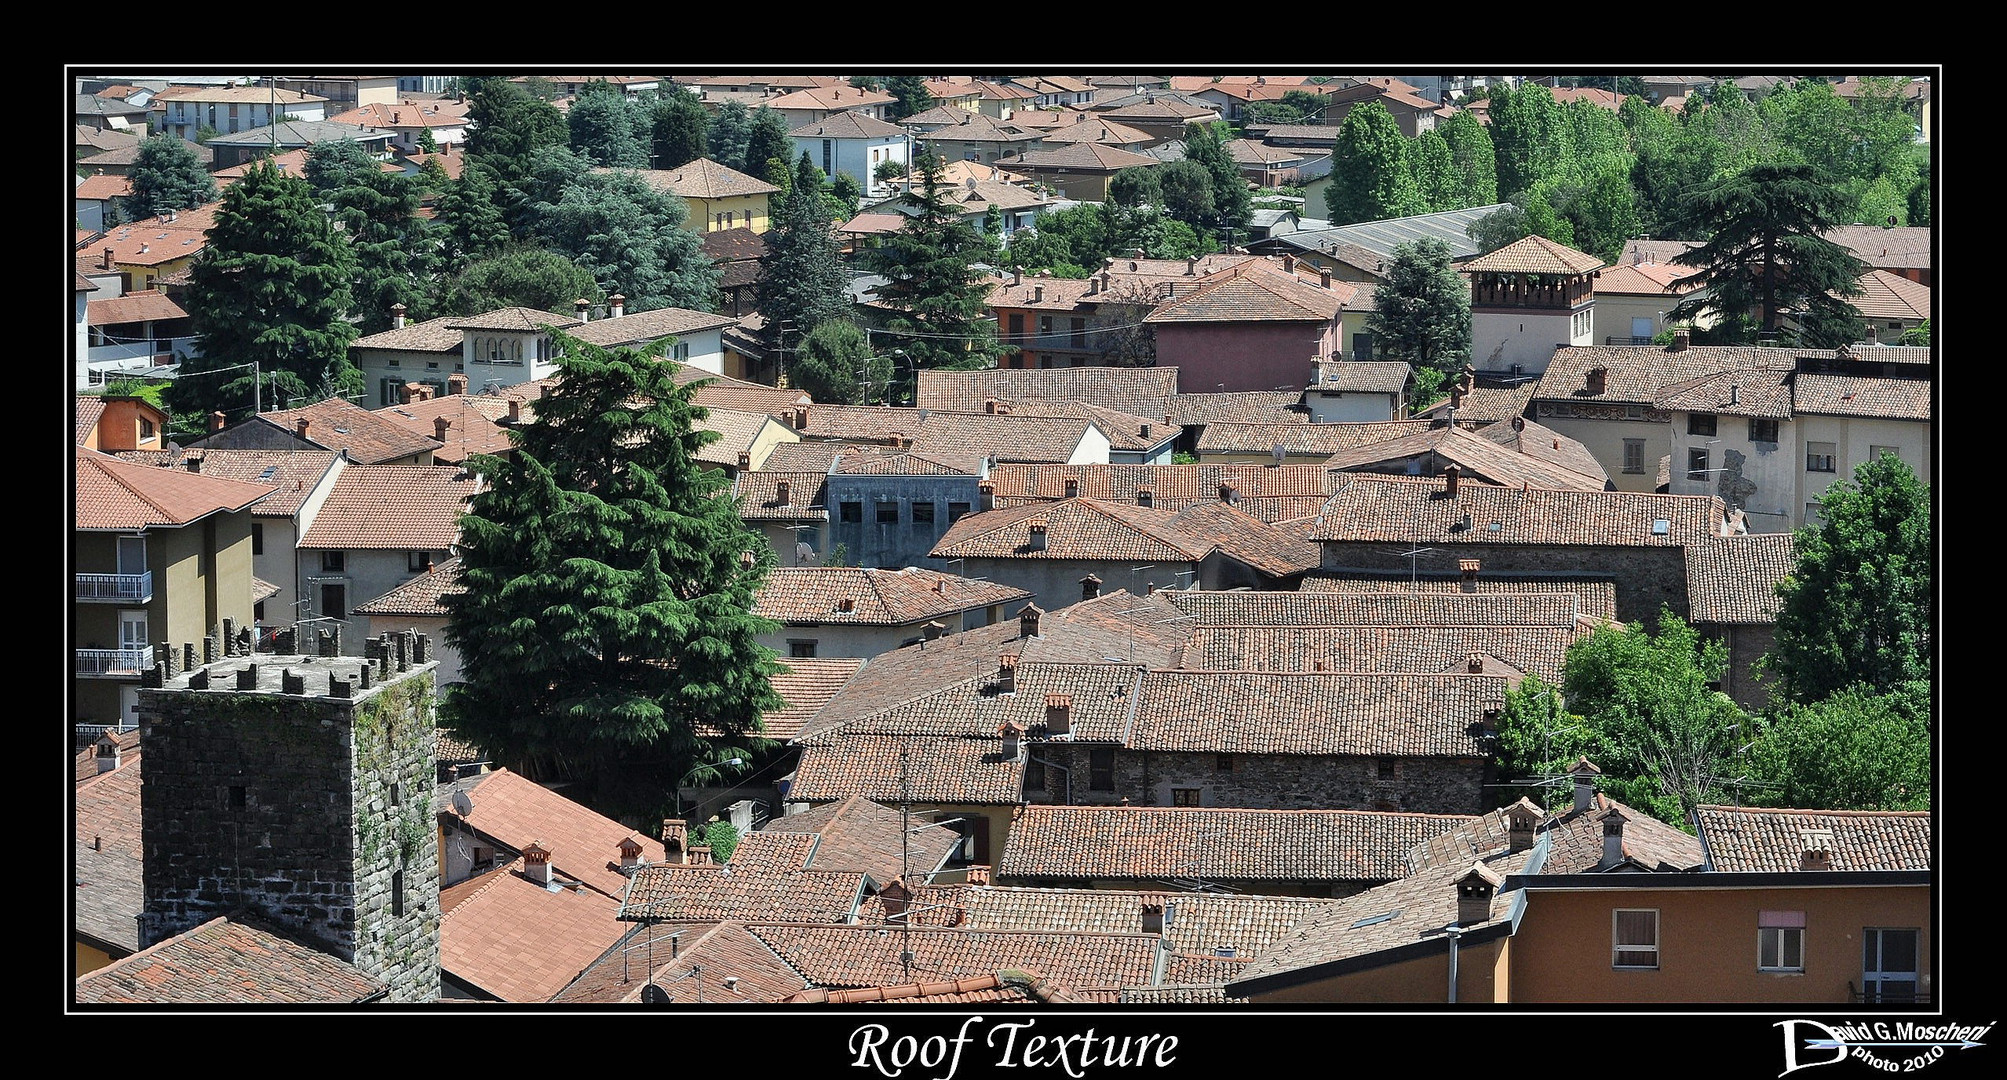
xmin=437 ymin=860 xmax=626 ymax=1002
xmin=74 ymin=447 xmax=273 ymax=530
xmin=453 ymin=769 xmax=667 ymax=901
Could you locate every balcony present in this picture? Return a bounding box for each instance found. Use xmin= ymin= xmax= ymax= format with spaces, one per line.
xmin=76 ymin=647 xmax=152 ymax=678
xmin=75 ymin=571 xmax=152 ymax=604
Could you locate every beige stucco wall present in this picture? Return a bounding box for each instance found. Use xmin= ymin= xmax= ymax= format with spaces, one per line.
xmin=1471 ymin=307 xmax=1589 ymax=375
xmin=1533 ymin=410 xmax=1670 ymax=494
xmin=1245 ymin=935 xmax=1509 ymax=1004
xmin=1795 ymin=416 xmax=1931 ymax=529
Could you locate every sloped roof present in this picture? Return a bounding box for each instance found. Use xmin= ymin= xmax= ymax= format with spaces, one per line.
xmin=73 ymin=913 xmax=385 ymax=1004
xmin=111 ymin=448 xmax=339 ymax=519
xmin=375 ymin=393 xmax=529 ymax=464
xmin=994 ymin=142 xmax=1162 ymax=172
xmin=74 ymin=755 xmax=144 ymax=955
xmin=297 ymin=464 xmax=476 ymax=549
xmin=789 ymin=733 xmax=1027 ymax=805
xmin=1000 ymin=806 xmax=1475 ymax=883
xmin=1164 ymin=391 xmax=1309 ymax=426
xmin=917 ymin=366 xmax=1180 ymax=417
xmin=1145 ymin=261 xmax=1346 ymax=324
xmin=748 ymin=922 xmax=1161 ymax=995
xmin=1692 ymin=806 xmax=1933 ymax=872
xmin=626 ymin=158 xmax=780 ymax=199
xmin=450 ymin=768 xmax=667 ymax=901
xmin=1594 ymin=259 xmax=1703 ymax=296
xmin=547 ymin=919 xmax=813 ymax=1004
xmin=1184 ymin=624 xmax=1577 ymax=684
xmin=788 ymin=111 xmax=906 ymax=139
xmin=760 ymin=656 xmax=863 ymax=742
xmin=1844 ymin=269 xmax=1930 ymax=321
xmin=755 ymin=566 xmax=1032 ymax=625
xmin=1535 ymin=344 xmax=1799 ymax=408
xmin=353 ymin=556 xmax=463 ymax=617
xmin=1791 ymin=372 xmax=1931 ymax=420
xmin=1462 ymin=233 xmax=1605 ymax=275
xmin=1299 ymin=572 xmax=1620 ymax=620
xmin=74 ymin=447 xmax=274 ymax=530
xmin=929 ymin=497 xmax=1227 ymax=563
xmin=1309 ymin=360 xmax=1412 ymax=393
xmin=256 ymin=397 xmax=444 ymax=464
xmin=437 ymin=860 xmax=627 ymax=1002
xmin=1320 ymin=421 xmax=1610 ymax=491
xmin=568 ymin=306 xmax=737 ymax=348
xmin=1168 ymin=589 xmax=1589 ymax=628
xmin=1199 ymin=419 xmax=1433 ymax=456
xmin=1125 ymin=670 xmax=1504 ymax=756
xmin=760 ymin=794 xmax=962 ymax=885
xmin=1308 ymin=474 xmax=1726 ymax=546
xmin=619 ymin=850 xmax=870 ymax=924
xmin=1685 ymin=534 xmax=1796 ymax=625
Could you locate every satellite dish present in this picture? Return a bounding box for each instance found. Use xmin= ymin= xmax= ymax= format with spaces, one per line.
xmin=166 ymin=440 xmax=183 ymax=464
xmin=450 ymin=790 xmax=474 ymax=817
xmin=1887 ymin=215 xmax=1899 ymax=227
xmin=1272 ymin=442 xmax=1287 ymax=464
xmin=641 ymin=983 xmax=670 ymax=1005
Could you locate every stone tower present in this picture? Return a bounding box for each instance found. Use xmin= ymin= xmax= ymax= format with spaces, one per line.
xmin=135 ymin=630 xmax=442 ymax=1002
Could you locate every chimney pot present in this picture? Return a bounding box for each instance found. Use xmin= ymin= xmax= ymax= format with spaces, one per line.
xmin=1506 ymin=800 xmax=1539 ymax=852
xmin=1599 ymin=809 xmax=1628 ymax=869
xmin=507 ymin=399 xmax=522 ymax=424
xmin=1571 ymin=757 xmax=1601 ymax=813
xmin=1456 ymin=865 xmax=1501 ymax=925
xmin=209 ymin=411 xmax=226 ymax=433
xmin=998 ymin=653 xmax=1019 ymax=692
xmin=1444 ymin=464 xmax=1460 ymax=498
xmin=1019 ymin=603 xmax=1043 ymax=638
xmin=1586 ymin=366 xmax=1608 ymax=395
xmin=923 ymin=620 xmax=946 ymax=640
xmin=295 ymin=418 xmax=310 ymax=439
xmin=776 ymin=479 xmax=791 ymax=505
xmin=737 ymin=450 xmax=752 ymax=470
xmin=1671 ymin=329 xmax=1690 ymax=352
xmin=434 ymin=416 xmax=450 ymax=440
xmin=1044 ymin=691 xmax=1072 ymax=735
xmin=609 ymin=294 xmax=626 ymax=318
xmin=523 ymin=840 xmax=554 ymax=885
xmin=1080 ymin=574 xmax=1102 ymax=600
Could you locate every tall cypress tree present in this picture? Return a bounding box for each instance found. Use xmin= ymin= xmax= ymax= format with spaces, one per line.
xmin=859 ymin=148 xmax=1005 ymax=395
xmin=757 ymin=153 xmax=853 ymax=365
xmin=744 ymin=106 xmax=795 ymax=188
xmin=329 ymin=160 xmax=437 ymax=334
xmin=172 ymin=159 xmax=358 ymax=430
xmin=442 ymin=330 xmax=783 ymax=817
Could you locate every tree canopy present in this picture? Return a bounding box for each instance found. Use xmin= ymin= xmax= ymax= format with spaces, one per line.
xmin=1325 ymin=101 xmax=1424 ymax=225
xmin=566 ymin=81 xmax=649 ymax=168
xmin=858 ymin=148 xmax=1006 ymax=394
xmin=127 ymin=134 xmax=216 ymax=219
xmin=1668 ymin=162 xmax=1867 ymax=347
xmin=440 ymin=243 xmax=603 ymax=317
xmin=1179 ymin=121 xmax=1252 ymax=248
xmin=1744 ymin=685 xmax=1929 ymax=811
xmin=519 ymin=147 xmax=719 ymax=314
xmin=1363 ymin=238 xmax=1470 ymax=376
xmin=441 ymin=330 xmax=782 ymax=819
xmin=758 ymin=154 xmax=855 ymax=359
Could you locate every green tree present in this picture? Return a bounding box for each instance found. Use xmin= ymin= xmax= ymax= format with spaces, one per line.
xmin=706 ymin=99 xmax=753 ymax=174
xmin=521 ymin=146 xmax=719 ymax=313
xmin=883 ymin=74 xmax=935 ymax=121
xmin=1745 ymin=686 xmax=1929 ymax=811
xmin=1156 ymin=158 xmax=1218 ymax=236
xmin=329 ymin=161 xmax=436 ymax=334
xmin=1899 ymin=319 xmax=1930 ymax=346
xmin=790 ymin=318 xmax=889 ymax=404
xmin=416 ymin=126 xmax=439 ymax=154
xmin=127 ymin=134 xmax=216 ymax=218
xmin=1667 ymin=162 xmax=1867 ymax=346
xmin=431 ymin=163 xmax=512 ymax=273
xmin=691 ymin=820 xmax=741 ymax=863
xmin=1487 ymin=84 xmax=1569 ymax=200
xmin=1761 ymin=453 xmax=1932 ymax=705
xmin=1107 ymin=165 xmax=1162 ymax=211
xmin=859 ymin=148 xmax=1007 ymax=392
xmin=171 ymin=160 xmax=359 ymax=429
xmin=440 ymin=244 xmax=603 ymax=316
xmin=1466 ymin=204 xmax=1532 ymax=254
xmin=1364 ymin=238 xmax=1470 ymax=378
xmin=304 ymin=138 xmax=382 ymax=197
xmin=1410 ymin=129 xmax=1457 ymax=213
xmin=1325 ymin=100 xmax=1424 ymax=225
xmin=758 ymin=154 xmax=855 ymax=358
xmin=441 ymin=330 xmax=783 ymax=818
xmin=1181 ymin=121 xmax=1252 ymax=248
xmin=1438 ymin=110 xmax=1498 ymax=208
xmin=567 ymin=81 xmax=649 ymax=168
xmin=649 ymin=90 xmax=710 ymax=170
xmin=1011 ymin=203 xmax=1111 ymax=276
xmin=744 ymin=106 xmax=795 ymax=189
xmin=462 ymin=76 xmax=568 ymax=191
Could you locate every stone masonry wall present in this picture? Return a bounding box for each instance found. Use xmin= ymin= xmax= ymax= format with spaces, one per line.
xmin=1024 ymin=743 xmax=1486 ymax=816
xmin=1321 ymin=541 xmax=1691 ymax=625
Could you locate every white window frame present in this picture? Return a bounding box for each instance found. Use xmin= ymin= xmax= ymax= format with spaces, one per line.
xmin=1862 ymin=927 xmax=1921 ymax=1002
xmin=1807 ymin=441 xmax=1837 ymax=473
xmin=1613 ymin=908 xmax=1659 ymax=969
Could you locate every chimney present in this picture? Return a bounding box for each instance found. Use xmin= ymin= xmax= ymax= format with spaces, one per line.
xmin=1599 ymin=808 xmax=1628 ymax=869
xmin=836 ymin=596 xmax=855 ymax=614
xmin=1044 ymin=692 xmax=1072 ymax=736
xmin=1136 ymin=486 xmax=1153 ymax=508
xmin=434 ymin=417 xmax=450 ymax=441
xmin=391 ymin=302 xmax=407 ymax=330
xmin=737 ymin=450 xmax=752 ymax=471
xmin=1459 ymin=558 xmax=1480 ymax=590
xmin=998 ymin=653 xmax=1018 ymax=693
xmin=775 ymin=479 xmax=791 ymax=505
xmin=1450 ymin=382 xmax=1464 ymax=409
xmin=1444 ymin=464 xmax=1460 ymax=498
xmin=1461 ymin=368 xmax=1476 ymax=394
xmin=185 ymin=456 xmax=201 ymax=473
xmin=999 ymin=719 xmax=1025 ymax=759
xmin=1571 ymin=757 xmax=1601 ymax=813
xmin=1140 ymin=901 xmax=1165 ymax=934
xmin=507 ymin=399 xmax=522 ymax=424
xmin=1140 ymin=422 xmax=1152 ymax=439
xmin=923 ymin=620 xmax=946 ymax=641
xmin=1019 ymin=603 xmax=1043 ymax=638
xmin=1218 ymin=481 xmax=1239 ymax=505
xmin=985 ymin=397 xmax=1001 ymax=414
xmin=1282 ymin=253 xmax=1296 ymax=274
xmin=1456 ymin=864 xmax=1503 ymax=925
xmin=1087 ymin=276 xmax=1099 ymax=295
xmin=1506 ymin=798 xmax=1540 ymax=852
xmin=1080 ymin=574 xmax=1102 ymax=600
xmin=1585 ymin=366 xmax=1608 ymax=395
xmin=95 ymin=733 xmax=122 ymax=774
xmin=1466 ymin=653 xmax=1484 ymax=674
xmin=295 ymin=418 xmax=310 ymax=439
xmin=575 ymin=298 xmax=590 ymax=322
xmin=446 ymin=372 xmax=468 ymax=396
xmin=1864 ymin=325 xmax=1879 ymax=345
xmin=879 ymin=878 xmax=912 ymax=923
xmin=689 ymin=845 xmax=713 ymax=865
xmin=1320 ymin=267 xmax=1333 ymax=290
xmin=1671 ymin=329 xmax=1690 ymax=352
xmin=662 ymin=818 xmax=689 ymax=864
xmin=966 ymin=864 xmax=992 ymax=886
xmin=978 ymin=481 xmax=995 ymax=511
xmin=618 ymin=835 xmax=644 ymax=870
xmin=1013 ymin=268 xmax=1022 ymax=286
xmin=1800 ymin=831 xmax=1835 ymax=871
xmin=793 ymin=406 xmax=809 ymax=431
xmin=102 ymin=247 xmax=114 ymax=270
xmin=610 ymin=294 xmax=626 ymax=318
xmin=1026 ymin=521 xmax=1048 ymax=551
xmin=523 ymin=839 xmax=554 ymax=885
xmin=209 ymin=411 xmax=226 ymax=433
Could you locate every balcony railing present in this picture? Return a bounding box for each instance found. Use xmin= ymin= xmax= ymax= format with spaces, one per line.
xmin=75 ymin=571 xmax=152 ymax=603
xmin=76 ymin=647 xmax=152 ymax=678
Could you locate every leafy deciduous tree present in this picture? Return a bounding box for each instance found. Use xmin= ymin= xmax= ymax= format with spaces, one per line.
xmin=1325 ymin=100 xmax=1424 ymax=225
xmin=1745 ymin=686 xmax=1929 ymax=811
xmin=1364 ymin=238 xmax=1470 ymax=377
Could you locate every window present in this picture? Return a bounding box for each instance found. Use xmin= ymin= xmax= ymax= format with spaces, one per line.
xmin=1748 ymin=417 xmax=1779 ymax=443
xmin=321 ymin=550 xmax=346 ymax=573
xmin=839 ymin=501 xmax=863 ymax=523
xmin=229 ymin=785 xmax=246 ymax=809
xmin=672 ymin=342 xmax=690 ymax=362
xmin=321 ymin=582 xmax=347 ymax=623
xmin=1687 ymin=413 xmax=1716 ymax=436
xmin=1171 ymin=787 xmax=1202 ymax=806
xmin=1622 ymin=439 xmax=1645 ymax=474
xmin=949 ymin=502 xmax=972 ymax=522
xmin=1088 ymin=747 xmax=1115 ymax=792
xmin=1686 ymin=448 xmax=1710 ymax=481
xmin=139 ymin=417 xmax=156 ymax=440
xmin=1807 ymin=442 xmax=1837 ymax=473
xmin=876 ymin=502 xmax=899 ymax=524
xmin=1215 ymin=754 xmax=1235 ymax=774
xmin=788 ymin=640 xmax=818 ymax=658
xmin=1007 ymin=313 xmax=1024 ymax=344
xmin=1039 ymin=316 xmax=1054 ymax=337
xmin=408 ymin=550 xmax=435 ymax=572
xmin=1760 ymin=911 xmax=1806 ymax=972
xmin=1862 ymin=929 xmax=1920 ymax=1002
xmin=1614 ymin=909 xmax=1659 ymax=969
xmin=911 ymin=502 xmax=935 ymax=525
xmin=1806 ymin=502 xmax=1823 ymax=524
xmin=251 ymin=523 xmax=264 ymax=555
xmin=1353 ymin=331 xmax=1374 ymax=360
xmin=1070 ymin=318 xmax=1086 ymax=349
xmin=1375 ymin=758 xmax=1397 ymax=781
xmin=391 ymin=869 xmax=404 ymax=917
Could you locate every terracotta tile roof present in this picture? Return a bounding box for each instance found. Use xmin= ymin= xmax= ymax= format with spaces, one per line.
xmin=1165 ymin=391 xmax=1309 ymax=426
xmin=1309 ymin=360 xmax=1412 ymax=393
xmin=795 ymin=403 xmax=926 ymax=441
xmin=790 ymin=733 xmax=1027 ymax=805
xmin=955 ymin=399 xmax=1178 ymax=451
xmin=733 ymin=470 xmax=829 ymax=521
xmin=1593 ymin=260 xmax=1703 ymax=296
xmin=1461 ymin=234 xmax=1604 ymax=275
xmin=701 ymin=225 xmax=767 ymax=265
xmin=353 ymin=556 xmax=463 ymax=617
xmin=1792 ymin=372 xmax=1931 ymax=420
xmin=762 ymin=656 xmax=864 ymax=742
xmin=748 ymin=922 xmax=1163 ymax=993
xmin=1692 ymin=806 xmax=1932 ymax=872
xmin=1161 ymin=502 xmax=1322 ymax=576
xmin=1685 ymin=533 xmax=1796 ymax=625
xmin=1307 ymin=474 xmax=1727 ymax=547
xmin=1040 ymin=116 xmax=1156 ymax=145
xmin=74 ymin=396 xmax=106 ymax=444
xmin=1845 ymin=269 xmax=1931 ymax=321
xmin=996 ymin=142 xmax=1163 ymax=172
xmin=1199 ymin=419 xmax=1433 ymax=455
xmin=73 ymin=913 xmax=385 ymax=1004
xmin=79 ymin=221 xmax=210 ymax=267
xmin=760 ymin=795 xmax=963 ymax=885
xmin=689 ymin=406 xmax=784 ymax=467
xmin=1183 ymin=625 xmax=1577 ymax=683
xmin=1471 ymin=417 xmax=1611 ymax=485
xmin=1535 ymin=344 xmax=1798 ymax=407
xmin=625 ymin=157 xmax=780 ymax=199
xmin=74 ymin=447 xmax=274 ymax=530
xmin=109 ymin=449 xmax=339 ymax=518
xmin=297 ymin=464 xmax=477 ymax=549
xmin=1415 ymin=373 xmax=1539 ymax=424
xmin=987 ymin=462 xmax=1329 ymax=503
xmin=548 ymin=920 xmax=812 ymax=1004
xmin=759 ymin=441 xmax=985 ymax=475
xmin=1127 ymin=670 xmax=1505 ymax=756
xmin=1000 ymin=806 xmax=1475 ymax=883
xmin=1822 ymin=225 xmax=1932 ymax=272
xmin=451 ymin=768 xmax=666 ymax=901
xmin=780 ymin=970 xmax=1089 ymax=1004
xmin=1319 ymin=421 xmax=1610 ymax=490
xmin=755 ymin=566 xmax=1032 ymax=625
xmin=568 ymin=306 xmax=738 ymax=348
xmin=438 ymin=860 xmax=627 ymax=1001
xmin=350 ymin=312 xmax=475 ymax=353
xmin=619 ymin=859 xmax=869 ymax=924
xmin=1299 ymin=573 xmax=1621 ymax=620
xmin=444 ymin=306 xmax=582 ymax=333
xmin=75 ymin=172 xmax=135 ymax=200
xmin=1169 ymin=589 xmax=1589 ymax=627
xmin=1145 ymin=261 xmax=1347 ymax=324
xmin=1120 ymin=983 xmax=1240 ymax=1003
xmin=1653 ymin=367 xmax=1794 ymax=419
xmin=74 ymin=755 xmax=144 ymax=954
xmin=906 ymin=412 xmax=1096 ymax=463
xmin=1527 ymin=788 xmax=1707 ymax=874
xmin=917 ymin=366 xmax=1180 ymax=417
xmin=787 ymin=110 xmax=906 ymax=139
xmin=257 ymin=397 xmax=444 ymax=464
xmin=928 ymin=497 xmax=1229 ymax=563
xmin=375 ymin=393 xmax=528 ymax=463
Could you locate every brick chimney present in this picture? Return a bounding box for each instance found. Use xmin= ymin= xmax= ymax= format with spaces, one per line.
xmin=1019 ymin=603 xmax=1043 ymax=639
xmin=1459 ymin=559 xmax=1480 ymax=591
xmin=609 ymin=294 xmax=626 ymax=318
xmin=209 ymin=411 xmax=226 ymax=433
xmin=1586 ymin=366 xmax=1608 ymax=395
xmin=737 ymin=450 xmax=752 ymax=470
xmin=1466 ymin=653 xmax=1485 ymax=673
xmin=434 ymin=417 xmax=450 ymax=441
xmin=985 ymin=397 xmax=1002 ymax=414
xmin=662 ymin=818 xmax=689 ymax=864
xmin=1571 ymin=757 xmax=1601 ymax=813
xmin=1186 ymin=255 xmax=1198 ymax=275
xmin=966 ymin=864 xmax=992 ymax=886
xmin=1506 ymin=798 xmax=1541 ymax=852
xmin=295 ymin=418 xmax=311 ymax=439
xmin=1218 ymin=481 xmax=1239 ymax=505
xmin=793 ymin=405 xmax=810 ymax=431
xmin=978 ymin=481 xmax=995 ymax=511
xmin=1599 ymin=808 xmax=1628 ymax=869
xmin=775 ymin=479 xmax=791 ymax=505
xmin=1136 ymin=486 xmax=1153 ymax=508
xmin=1080 ymin=574 xmax=1102 ymax=600
xmin=1671 ymin=329 xmax=1690 ymax=352
xmin=184 ymin=456 xmax=201 ymax=473
xmin=1045 ymin=692 xmax=1072 ymax=736
xmin=999 ymin=719 xmax=1025 ymax=759
xmin=1026 ymin=520 xmax=1048 ymax=551
xmin=837 ymin=596 xmax=855 ymax=614
xmin=391 ymin=302 xmax=407 ymax=330
xmin=619 ymin=835 xmax=645 ymax=870
xmin=689 ymin=845 xmax=713 ymax=865
xmin=998 ymin=653 xmax=1018 ymax=693
xmin=1456 ymin=864 xmax=1503 ymax=925
xmin=575 ymin=298 xmax=590 ymax=322
xmin=507 ymin=399 xmax=522 ymax=424
xmin=1800 ymin=829 xmax=1835 ymax=871
xmin=1140 ymin=901 xmax=1165 ymax=934
xmin=1282 ymin=253 xmax=1296 ymax=274
xmin=1320 ymin=267 xmax=1333 ymax=290
xmin=1063 ymin=477 xmax=1079 ymax=497
xmin=1444 ymin=463 xmax=1460 ymax=498
xmin=879 ymin=877 xmax=912 ymax=923
xmin=523 ymin=839 xmax=554 ymax=885
xmin=102 ymin=247 xmax=114 ymax=270
xmin=1033 ymin=284 xmax=1044 ymax=302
